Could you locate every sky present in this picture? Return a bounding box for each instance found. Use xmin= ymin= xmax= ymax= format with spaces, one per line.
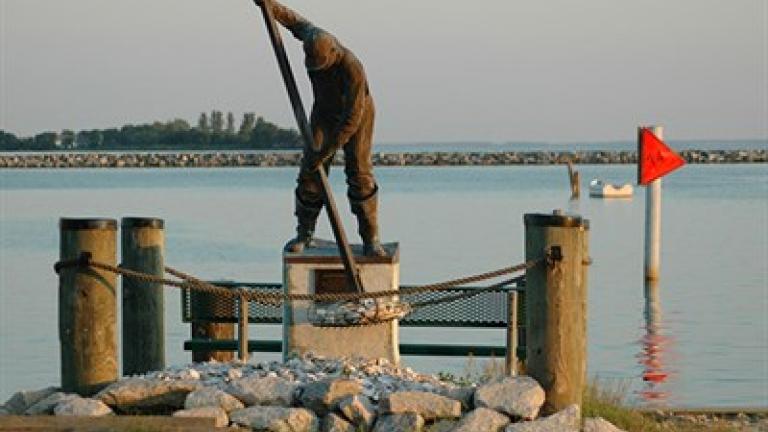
xmin=1 ymin=0 xmax=766 ymax=143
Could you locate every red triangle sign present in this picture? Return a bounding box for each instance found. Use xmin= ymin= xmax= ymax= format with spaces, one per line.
xmin=638 ymin=128 xmax=686 ymax=185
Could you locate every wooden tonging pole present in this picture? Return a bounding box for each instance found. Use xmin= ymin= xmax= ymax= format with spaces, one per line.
xmin=254 ymin=0 xmax=364 ymax=294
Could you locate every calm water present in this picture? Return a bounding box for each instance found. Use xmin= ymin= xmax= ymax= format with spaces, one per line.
xmin=0 ymin=164 xmax=766 ymax=407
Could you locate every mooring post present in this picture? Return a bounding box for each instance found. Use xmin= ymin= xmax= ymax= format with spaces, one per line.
xmin=524 ymin=210 xmax=590 ymax=414
xmin=59 ymin=218 xmax=118 ymax=395
xmin=505 ymin=290 xmax=519 ymax=376
xmin=643 ymin=126 xmax=663 ymax=281
xmin=121 ymin=217 xmax=165 ymax=375
xmin=566 ymin=161 xmax=580 ymax=200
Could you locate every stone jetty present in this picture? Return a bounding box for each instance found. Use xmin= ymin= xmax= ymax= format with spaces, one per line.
xmin=0 ymin=149 xmax=764 ymax=169
xmin=1 ymin=353 xmax=623 ymax=432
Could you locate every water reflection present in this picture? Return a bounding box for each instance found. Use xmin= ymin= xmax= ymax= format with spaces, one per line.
xmin=637 ymin=280 xmax=672 ymax=404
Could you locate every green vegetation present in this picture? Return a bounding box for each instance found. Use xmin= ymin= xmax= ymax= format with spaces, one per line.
xmin=583 ymin=378 xmax=740 ymax=431
xmin=0 ymin=111 xmax=302 ymax=151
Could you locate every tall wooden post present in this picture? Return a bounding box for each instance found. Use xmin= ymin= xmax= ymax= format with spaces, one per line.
xmin=643 ymin=126 xmax=663 ymax=281
xmin=121 ymin=217 xmax=165 ymax=375
xmin=59 ymin=218 xmax=118 ymax=395
xmin=524 ymin=211 xmax=590 ymax=414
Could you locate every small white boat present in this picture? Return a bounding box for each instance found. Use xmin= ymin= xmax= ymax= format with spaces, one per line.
xmin=589 ymin=179 xmax=633 ymax=198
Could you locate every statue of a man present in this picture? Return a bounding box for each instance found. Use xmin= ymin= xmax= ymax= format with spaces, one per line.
xmin=264 ymin=0 xmax=385 ymax=257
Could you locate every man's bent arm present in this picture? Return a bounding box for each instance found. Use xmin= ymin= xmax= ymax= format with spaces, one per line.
xmin=267 ymin=0 xmax=317 ymax=42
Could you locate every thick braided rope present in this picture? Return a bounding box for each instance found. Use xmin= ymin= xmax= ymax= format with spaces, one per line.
xmin=54 ymin=255 xmax=536 ymax=305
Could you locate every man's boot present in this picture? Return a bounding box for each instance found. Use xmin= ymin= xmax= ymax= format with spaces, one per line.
xmin=285 ymin=195 xmax=322 ymax=253
xmin=350 ymin=189 xmax=386 ymax=257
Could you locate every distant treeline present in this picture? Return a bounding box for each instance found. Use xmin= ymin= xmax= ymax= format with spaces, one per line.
xmin=0 ymin=111 xmax=302 ymax=151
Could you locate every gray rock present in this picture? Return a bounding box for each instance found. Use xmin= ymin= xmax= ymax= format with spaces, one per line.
xmin=583 ymin=417 xmax=627 ymax=432
xmin=427 ymin=419 xmax=458 ymax=432
xmin=54 ymin=397 xmax=113 ymax=416
xmin=230 ymin=406 xmax=319 ymax=432
xmin=298 ymin=378 xmax=362 ymax=416
xmin=380 ymin=391 xmax=461 ymax=421
xmin=24 ymin=392 xmax=79 ymax=415
xmin=185 ymin=387 xmax=244 ymax=412
xmin=3 ymin=387 xmax=58 ymax=414
xmin=372 ymin=413 xmax=424 ymax=432
xmin=453 ymin=407 xmax=510 ymax=432
xmin=227 ymin=375 xmax=297 ymax=407
xmin=338 ymin=394 xmax=376 ymax=430
xmin=504 ymin=404 xmax=580 ymax=432
xmin=474 ymin=376 xmax=545 ymax=420
xmin=322 ymin=413 xmax=355 ymax=432
xmin=173 ymin=406 xmax=229 ymax=428
xmin=440 ymin=386 xmax=475 ymax=411
xmin=96 ymin=378 xmax=200 ymax=411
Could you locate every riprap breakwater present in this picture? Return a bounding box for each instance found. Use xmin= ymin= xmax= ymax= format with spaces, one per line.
xmin=0 ymin=149 xmax=764 ymax=168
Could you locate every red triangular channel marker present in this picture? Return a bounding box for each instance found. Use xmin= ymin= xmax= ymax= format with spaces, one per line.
xmin=638 ymin=128 xmax=686 ymax=185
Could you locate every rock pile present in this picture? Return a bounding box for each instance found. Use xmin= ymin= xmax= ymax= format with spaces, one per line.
xmin=1 ymin=352 xmax=625 ymax=431
xmin=0 ymin=149 xmax=764 ymax=169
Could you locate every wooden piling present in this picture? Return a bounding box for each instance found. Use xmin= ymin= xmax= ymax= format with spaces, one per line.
xmin=190 ymin=290 xmax=235 ymax=362
xmin=121 ymin=217 xmax=165 ymax=375
xmin=59 ymin=218 xmax=118 ymax=395
xmin=191 ymin=323 xmax=235 ymax=362
xmin=566 ymin=161 xmax=580 ymax=199
xmin=524 ymin=211 xmax=590 ymax=414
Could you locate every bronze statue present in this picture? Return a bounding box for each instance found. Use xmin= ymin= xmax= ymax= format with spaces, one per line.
xmin=265 ymin=0 xmax=385 ymax=257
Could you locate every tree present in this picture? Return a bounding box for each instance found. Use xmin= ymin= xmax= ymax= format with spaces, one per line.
xmin=60 ymin=130 xmax=76 ymax=149
xmin=210 ymin=110 xmax=224 ymax=134
xmin=0 ymin=130 xmax=22 ymax=150
xmin=239 ymin=112 xmax=256 ymax=138
xmin=0 ymin=113 xmax=302 ymax=152
xmin=197 ymin=112 xmax=210 ymax=133
xmin=76 ymin=130 xmax=103 ymax=149
xmin=226 ymin=112 xmax=236 ymax=135
xmin=33 ymin=132 xmax=58 ymax=150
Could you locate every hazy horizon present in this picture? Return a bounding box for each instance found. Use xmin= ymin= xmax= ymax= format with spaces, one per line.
xmin=1 ymin=0 xmax=766 ymax=143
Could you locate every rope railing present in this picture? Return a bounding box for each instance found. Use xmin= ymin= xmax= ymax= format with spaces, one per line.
xmin=54 ymin=252 xmax=537 ymax=324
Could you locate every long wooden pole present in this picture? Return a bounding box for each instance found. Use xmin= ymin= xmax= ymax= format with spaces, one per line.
xmin=254 ymin=0 xmax=363 ymax=293
xmin=642 ymin=126 xmax=663 ymax=281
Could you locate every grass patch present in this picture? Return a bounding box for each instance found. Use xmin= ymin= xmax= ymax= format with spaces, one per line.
xmin=583 ymin=378 xmax=741 ymax=432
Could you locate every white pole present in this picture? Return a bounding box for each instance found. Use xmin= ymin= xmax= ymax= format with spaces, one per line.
xmin=643 ymin=126 xmax=663 ymax=281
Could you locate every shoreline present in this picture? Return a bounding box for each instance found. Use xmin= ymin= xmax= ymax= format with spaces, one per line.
xmin=0 ymin=149 xmax=765 ymax=168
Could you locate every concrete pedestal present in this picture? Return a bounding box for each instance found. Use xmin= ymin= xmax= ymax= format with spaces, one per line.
xmin=283 ymin=239 xmax=400 ymax=363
